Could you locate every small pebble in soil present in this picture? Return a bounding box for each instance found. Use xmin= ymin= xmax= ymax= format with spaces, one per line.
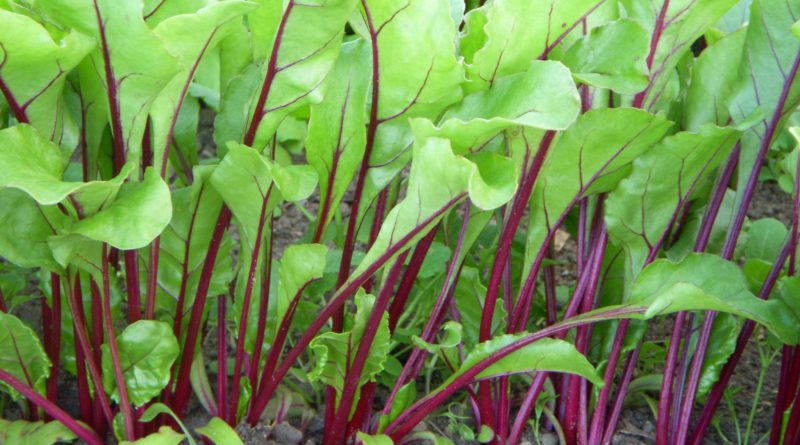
xmin=272 ymin=421 xmax=304 ymax=444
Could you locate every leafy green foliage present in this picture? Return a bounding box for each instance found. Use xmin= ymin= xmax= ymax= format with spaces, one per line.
xmin=0 ymin=312 xmax=50 ymax=400
xmin=0 ymin=418 xmax=77 ymax=445
xmin=1 ymin=1 xmax=799 ymax=443
xmin=101 ymin=321 xmax=179 ymax=406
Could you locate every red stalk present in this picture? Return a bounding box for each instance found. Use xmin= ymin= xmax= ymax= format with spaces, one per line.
xmin=248 ymin=195 xmax=464 ymax=424
xmin=249 ymin=224 xmax=274 ymax=395
xmin=101 ymin=244 xmax=136 ymax=440
xmin=124 ymin=250 xmax=141 ymax=322
xmin=169 ymin=206 xmax=232 ymax=417
xmin=228 ymin=185 xmax=273 ymax=423
xmin=246 ymin=280 xmax=315 ymax=419
xmin=477 ymin=132 xmax=555 ymax=427
xmin=0 ymin=368 xmax=103 ymax=445
xmin=217 ymin=295 xmax=228 ymax=420
xmin=383 ymin=205 xmax=470 ymax=416
xmin=632 ymin=0 xmax=670 ymax=109
xmin=384 ymin=306 xmax=647 ymax=440
xmin=66 ymin=273 xmax=114 ymax=430
xmin=669 ymin=50 xmax=800 ymax=444
xmin=332 ymin=0 xmax=381 ymax=338
xmin=69 ymin=276 xmax=93 ymax=425
xmin=45 ymin=273 xmax=62 ymax=405
xmin=325 ymin=254 xmax=408 ymax=445
xmin=387 ymin=227 xmax=439 ymax=333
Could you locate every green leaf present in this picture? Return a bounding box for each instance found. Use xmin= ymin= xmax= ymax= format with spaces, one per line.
xmin=69 ymin=168 xmax=172 ymax=250
xmin=354 ymin=138 xmax=516 ymax=279
xmin=215 ymin=0 xmax=356 ymax=149
xmin=0 ymin=9 xmax=93 ymax=138
xmin=622 ymin=0 xmax=739 ymax=110
xmin=476 ymin=425 xmax=494 ymax=443
xmin=525 ymin=108 xmax=672 ymax=271
xmin=101 ymin=320 xmax=179 ymax=406
xmin=119 ymin=427 xmax=185 ymax=445
xmin=142 ymin=0 xmax=205 ymax=26
xmin=359 ymin=0 xmax=466 ymax=217
xmin=138 ymin=402 xmax=195 ymax=445
xmin=197 ymin=417 xmax=243 ymax=445
xmin=697 ymin=313 xmax=740 ymax=398
xmin=0 ymin=419 xmax=78 ymax=445
xmin=630 ymin=253 xmax=800 ymax=344
xmin=411 ymin=321 xmax=463 ymax=353
xmin=306 ymin=39 xmax=370 ymax=235
xmin=744 ymin=218 xmax=789 ymax=263
xmin=684 ymin=28 xmax=747 ymax=130
xmin=364 ymin=0 xmax=464 ymax=120
xmin=440 ymin=337 xmax=603 ymax=390
xmin=0 ymin=312 xmax=50 ymax=400
xmin=273 ymin=244 xmax=328 ymax=339
xmin=777 ymin=274 xmax=800 ymax=320
xmin=36 ymin=0 xmax=181 ymax=170
xmin=210 ymin=143 xmax=316 ymax=245
xmin=0 ymin=124 xmax=131 ymax=206
xmin=409 ymin=61 xmax=580 ymax=154
xmin=150 ymin=0 xmax=258 ymax=175
xmin=605 ymin=124 xmax=741 ymax=282
xmin=0 ymin=189 xmax=65 ymax=271
xmin=454 ymin=267 xmax=506 ymax=349
xmin=408 ymin=431 xmax=454 ymax=445
xmin=557 ymin=18 xmax=650 ymax=94
xmin=466 ymin=0 xmax=599 ymax=90
xmin=356 ymin=432 xmax=394 ymax=445
xmin=309 ymin=291 xmax=390 ymax=400
xmin=154 ymin=166 xmax=233 ymax=317
xmin=729 ymin=0 xmax=800 ymax=195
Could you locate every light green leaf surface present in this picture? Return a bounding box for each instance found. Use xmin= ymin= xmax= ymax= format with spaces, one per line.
xmin=0 ymin=419 xmax=77 ymax=445
xmin=558 ymin=18 xmax=650 ymax=94
xmin=606 ymin=124 xmax=741 ymax=281
xmin=150 ymin=0 xmax=258 ymax=175
xmin=410 ymin=61 xmax=580 ymax=154
xmin=215 ymin=0 xmax=356 ymax=150
xmin=0 ymin=9 xmax=93 ymax=139
xmin=36 ymin=0 xmax=182 ymax=171
xmin=309 ymin=291 xmax=390 ymax=400
xmin=354 ymin=137 xmax=516 ymax=278
xmin=197 ymin=417 xmax=243 ymax=445
xmin=306 ymin=39 xmax=370 ymax=235
xmin=467 ymin=0 xmax=600 ymax=90
xmin=525 ymin=108 xmax=672 ymax=271
xmin=622 ymin=0 xmax=739 ymax=110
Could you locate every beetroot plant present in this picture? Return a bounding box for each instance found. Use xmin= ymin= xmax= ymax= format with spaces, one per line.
xmin=1 ymin=0 xmax=800 ymax=444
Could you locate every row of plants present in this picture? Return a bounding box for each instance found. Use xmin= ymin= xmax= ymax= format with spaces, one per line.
xmin=0 ymin=0 xmax=799 ymax=443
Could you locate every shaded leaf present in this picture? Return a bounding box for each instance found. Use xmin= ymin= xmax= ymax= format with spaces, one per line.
xmin=630 ymin=253 xmax=800 ymax=344
xmin=0 ymin=312 xmax=50 ymax=400
xmin=102 ymin=320 xmax=179 ymax=406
